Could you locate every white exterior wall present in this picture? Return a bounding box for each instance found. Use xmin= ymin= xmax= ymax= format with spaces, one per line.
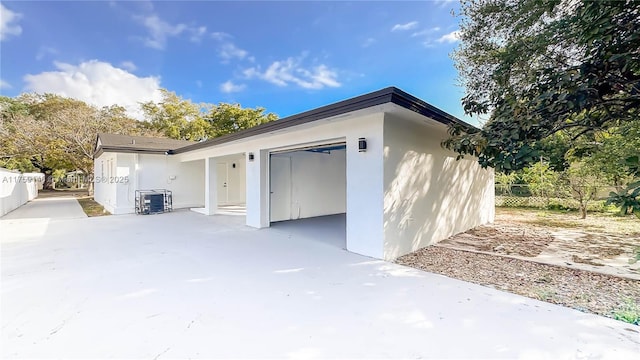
xmin=178 ymin=109 xmax=386 ymax=259
xmin=0 ymin=169 xmax=42 ymax=217
xmin=93 ymin=153 xmax=118 ymax=214
xmin=271 ymin=149 xmax=346 ymax=220
xmin=382 ymin=113 xmax=495 ymax=260
xmin=94 ymin=152 xmax=205 ymax=214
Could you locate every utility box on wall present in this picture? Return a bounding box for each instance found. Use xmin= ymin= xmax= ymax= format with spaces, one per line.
xmin=135 ymin=189 xmax=173 ymax=215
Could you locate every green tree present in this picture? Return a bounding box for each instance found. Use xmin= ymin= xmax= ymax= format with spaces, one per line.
xmin=521 ymin=161 xmax=562 ymax=200
xmin=444 ymin=0 xmax=640 ymax=172
xmin=205 ymin=103 xmax=278 ymax=137
xmin=607 ymin=156 xmax=640 ymax=218
xmin=141 ymin=89 xmax=278 ymax=141
xmin=141 ymin=89 xmax=209 ymax=141
xmin=563 ymin=161 xmax=605 ymax=219
xmin=495 ymin=171 xmax=519 ymax=195
xmin=51 ymin=169 xmax=67 ymax=189
xmin=575 ymin=121 xmax=640 ymax=190
xmin=0 ymin=94 xmax=151 ymax=190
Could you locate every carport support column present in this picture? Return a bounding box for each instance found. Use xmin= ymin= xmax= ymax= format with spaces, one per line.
xmin=246 ymin=150 xmax=269 ymax=228
xmin=203 ymin=157 xmax=218 ymax=215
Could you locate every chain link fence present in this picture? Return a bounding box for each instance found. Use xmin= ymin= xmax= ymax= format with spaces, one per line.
xmin=495 ymin=184 xmax=619 ymax=211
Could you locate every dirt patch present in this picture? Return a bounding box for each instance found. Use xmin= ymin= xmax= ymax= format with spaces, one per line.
xmin=571 ymin=255 xmax=604 ymax=267
xmin=446 ymin=225 xmax=554 ymax=257
xmin=397 ymin=246 xmax=640 ymax=322
xmin=438 ymin=208 xmax=640 ymax=279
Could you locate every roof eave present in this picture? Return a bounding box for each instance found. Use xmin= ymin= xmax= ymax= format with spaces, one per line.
xmin=94 ymin=146 xmax=173 ymax=159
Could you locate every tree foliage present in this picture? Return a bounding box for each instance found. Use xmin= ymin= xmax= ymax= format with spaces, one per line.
xmin=445 ymin=0 xmax=640 ymax=172
xmin=563 ymin=161 xmax=604 ymax=219
xmin=606 ymin=156 xmax=640 ymax=218
xmin=0 ymin=94 xmax=154 ymax=188
xmin=520 ymin=161 xmax=561 ymax=199
xmin=141 ymin=90 xmax=277 ymax=141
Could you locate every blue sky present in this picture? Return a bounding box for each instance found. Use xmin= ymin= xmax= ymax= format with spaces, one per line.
xmin=0 ymin=1 xmax=477 ymax=124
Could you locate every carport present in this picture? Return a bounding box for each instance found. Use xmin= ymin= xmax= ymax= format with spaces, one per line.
xmin=269 ymin=142 xmax=347 ymax=249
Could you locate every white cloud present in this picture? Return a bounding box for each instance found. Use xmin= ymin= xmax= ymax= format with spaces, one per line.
xmin=1 ymin=3 xmax=22 ymax=41
xmin=437 ymin=30 xmax=461 ymax=43
xmin=0 ymin=79 xmax=11 ymax=89
xmin=411 ymin=27 xmax=441 ymax=37
xmin=119 ymin=61 xmax=137 ymax=71
xmin=211 ymin=32 xmax=231 ymax=41
xmin=137 ymin=14 xmax=186 ymax=49
xmin=36 ymin=46 xmax=59 ymax=60
xmin=436 ymin=0 xmax=457 ymax=7
xmin=190 ymin=26 xmax=207 ymax=42
xmin=135 ymin=14 xmax=205 ymax=49
xmin=220 ymin=80 xmax=246 ymax=93
xmin=244 ymin=56 xmax=341 ymax=90
xmin=362 ymin=38 xmax=376 ymax=48
xmin=23 ymin=60 xmax=163 ymax=120
xmin=219 ymin=43 xmax=248 ymax=62
xmin=391 ymin=21 xmax=418 ymax=32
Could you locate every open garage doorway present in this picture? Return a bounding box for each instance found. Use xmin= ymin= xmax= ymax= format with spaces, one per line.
xmin=269 ymin=142 xmax=346 ymax=249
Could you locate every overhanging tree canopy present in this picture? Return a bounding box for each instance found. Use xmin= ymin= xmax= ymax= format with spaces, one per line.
xmin=445 ymin=0 xmax=640 ymax=172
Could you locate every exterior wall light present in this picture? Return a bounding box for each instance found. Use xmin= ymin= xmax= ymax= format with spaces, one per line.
xmin=248 ymin=153 xmax=255 ymax=161
xmin=358 ymin=138 xmax=367 ymax=152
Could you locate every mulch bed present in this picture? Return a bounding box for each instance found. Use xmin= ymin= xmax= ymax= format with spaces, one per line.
xmin=397 ymin=246 xmax=640 ymax=322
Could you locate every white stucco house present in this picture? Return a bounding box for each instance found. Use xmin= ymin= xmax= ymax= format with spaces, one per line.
xmin=94 ymin=87 xmax=494 ymax=260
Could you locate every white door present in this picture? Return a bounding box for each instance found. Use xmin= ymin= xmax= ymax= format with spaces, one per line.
xmin=216 ymin=162 xmax=228 ymax=204
xmin=270 ymin=155 xmax=291 ymax=222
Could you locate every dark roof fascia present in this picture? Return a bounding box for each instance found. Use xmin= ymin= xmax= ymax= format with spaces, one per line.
xmin=174 ymin=87 xmax=396 ymax=154
xmin=387 ymin=88 xmax=474 ymax=129
xmin=94 ymin=146 xmax=172 ymax=159
xmin=172 ymin=87 xmax=475 ymax=155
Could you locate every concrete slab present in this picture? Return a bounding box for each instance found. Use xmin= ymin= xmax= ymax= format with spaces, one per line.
xmin=1 ymin=196 xmax=87 ymax=220
xmin=1 ymin=211 xmax=638 ymax=359
xmin=271 ymin=214 xmax=346 ymax=249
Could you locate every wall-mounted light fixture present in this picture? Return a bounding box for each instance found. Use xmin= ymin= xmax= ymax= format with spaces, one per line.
xmin=248 ymin=153 xmax=255 ymax=161
xmin=358 ymin=138 xmax=367 ymax=152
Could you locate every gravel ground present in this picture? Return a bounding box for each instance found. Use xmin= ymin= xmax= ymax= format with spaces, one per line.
xmin=397 ymin=246 xmax=640 ymax=322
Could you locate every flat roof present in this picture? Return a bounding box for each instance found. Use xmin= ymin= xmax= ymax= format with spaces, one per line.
xmin=95 ymin=87 xmax=473 ymax=157
xmin=174 ymin=86 xmax=472 ymax=154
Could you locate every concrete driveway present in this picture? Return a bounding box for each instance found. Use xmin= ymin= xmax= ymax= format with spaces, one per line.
xmin=1 ymin=211 xmax=638 ymax=359
xmin=1 ymin=196 xmax=86 ymax=220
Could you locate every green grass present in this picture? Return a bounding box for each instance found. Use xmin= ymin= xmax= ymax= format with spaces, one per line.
xmin=612 ymin=300 xmax=640 ymax=325
xmin=77 ymin=197 xmax=110 ymax=217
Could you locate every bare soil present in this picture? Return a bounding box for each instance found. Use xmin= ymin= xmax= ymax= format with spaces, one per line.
xmin=437 ymin=208 xmax=640 ymax=279
xmin=396 ymin=208 xmax=640 ymax=323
